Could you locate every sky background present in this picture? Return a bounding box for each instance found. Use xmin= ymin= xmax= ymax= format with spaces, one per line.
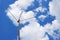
xmin=0 ymin=0 xmax=17 ymax=40
xmin=0 ymin=0 xmax=60 ymax=40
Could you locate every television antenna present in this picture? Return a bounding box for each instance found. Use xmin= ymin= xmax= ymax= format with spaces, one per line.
xmin=8 ymin=10 xmax=35 ymax=40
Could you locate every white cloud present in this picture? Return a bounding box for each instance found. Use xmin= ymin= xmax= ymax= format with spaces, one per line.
xmin=20 ymin=21 xmax=49 ymax=40
xmin=49 ymin=0 xmax=60 ymax=35
xmin=47 ymin=0 xmax=60 ymax=39
xmin=20 ymin=11 xmax=35 ymax=21
xmin=35 ymin=7 xmax=47 ymax=12
xmin=10 ymin=0 xmax=34 ymax=10
xmin=6 ymin=0 xmax=60 ymax=40
xmin=49 ymin=0 xmax=60 ymax=22
xmin=38 ymin=15 xmax=47 ymax=21
xmin=20 ymin=0 xmax=60 ymax=39
xmin=20 ymin=19 xmax=60 ymax=40
xmin=45 ymin=20 xmax=60 ymax=40
xmin=20 ymin=11 xmax=36 ymax=24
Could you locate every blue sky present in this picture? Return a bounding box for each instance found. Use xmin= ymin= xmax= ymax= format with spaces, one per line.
xmin=0 ymin=0 xmax=17 ymax=40
xmin=0 ymin=0 xmax=60 ymax=40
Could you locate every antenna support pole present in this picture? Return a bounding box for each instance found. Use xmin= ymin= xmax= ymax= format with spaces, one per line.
xmin=17 ymin=19 xmax=20 ymax=40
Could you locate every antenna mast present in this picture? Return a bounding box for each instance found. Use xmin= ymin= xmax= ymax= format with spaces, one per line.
xmin=17 ymin=11 xmax=23 ymax=40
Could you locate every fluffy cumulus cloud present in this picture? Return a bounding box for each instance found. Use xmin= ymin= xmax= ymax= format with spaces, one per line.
xmin=20 ymin=20 xmax=60 ymax=40
xmin=10 ymin=0 xmax=34 ymax=10
xmin=6 ymin=0 xmax=60 ymax=40
xmin=49 ymin=0 xmax=60 ymax=39
xmin=20 ymin=21 xmax=49 ymax=40
xmin=45 ymin=20 xmax=60 ymax=39
xmin=49 ymin=0 xmax=60 ymax=22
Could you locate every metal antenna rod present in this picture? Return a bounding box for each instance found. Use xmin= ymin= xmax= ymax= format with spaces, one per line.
xmin=18 ymin=20 xmax=20 ymax=40
xmin=8 ymin=9 xmax=17 ymax=21
xmin=20 ymin=17 xmax=35 ymax=22
xmin=17 ymin=11 xmax=23 ymax=40
xmin=9 ymin=10 xmax=23 ymax=40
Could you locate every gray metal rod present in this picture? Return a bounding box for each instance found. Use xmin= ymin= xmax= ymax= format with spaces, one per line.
xmin=17 ymin=11 xmax=23 ymax=40
xmin=17 ymin=19 xmax=20 ymax=40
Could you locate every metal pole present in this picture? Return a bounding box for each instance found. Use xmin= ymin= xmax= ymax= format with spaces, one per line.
xmin=17 ymin=11 xmax=23 ymax=40
xmin=17 ymin=19 xmax=20 ymax=40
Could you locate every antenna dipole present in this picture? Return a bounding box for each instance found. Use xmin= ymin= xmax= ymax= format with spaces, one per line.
xmin=9 ymin=10 xmax=35 ymax=40
xmin=8 ymin=10 xmax=17 ymax=21
xmin=8 ymin=10 xmax=23 ymax=40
